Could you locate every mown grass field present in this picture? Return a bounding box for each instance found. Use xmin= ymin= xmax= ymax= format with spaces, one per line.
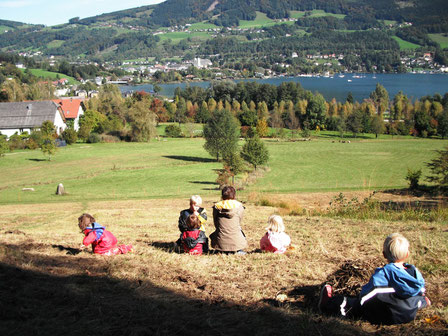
xmin=290 ymin=10 xmax=346 ymax=20
xmin=392 ymin=36 xmax=421 ymax=50
xmin=157 ymin=31 xmax=212 ymax=43
xmin=19 ymin=68 xmax=79 ymax=85
xmin=1 ymin=136 xmax=447 ymax=204
xmin=429 ymin=33 xmax=448 ymax=49
xmin=1 ymin=136 xmax=447 ymax=335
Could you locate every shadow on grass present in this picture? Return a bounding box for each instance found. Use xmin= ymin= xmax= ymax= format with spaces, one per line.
xmin=151 ymin=241 xmax=181 ymax=253
xmin=163 ymin=155 xmax=215 ymax=163
xmin=2 ymin=243 xmax=446 ymax=336
xmin=189 ymin=181 xmax=217 ymax=186
xmin=51 ymin=244 xmax=83 ymax=255
xmin=27 ymin=158 xmax=47 ymax=162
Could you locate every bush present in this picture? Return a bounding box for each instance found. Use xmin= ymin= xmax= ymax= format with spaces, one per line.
xmin=8 ymin=134 xmax=26 ymax=150
xmin=100 ymin=134 xmax=121 ymax=143
xmin=25 ymin=138 xmax=39 ymax=150
xmin=61 ymin=128 xmax=78 ymax=145
xmin=87 ymin=132 xmax=101 ymax=143
xmin=165 ymin=124 xmax=182 ymax=138
xmin=405 ymin=168 xmax=422 ymax=190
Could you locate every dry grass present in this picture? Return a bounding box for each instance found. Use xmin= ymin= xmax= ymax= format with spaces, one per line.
xmin=0 ymin=197 xmax=447 ymax=335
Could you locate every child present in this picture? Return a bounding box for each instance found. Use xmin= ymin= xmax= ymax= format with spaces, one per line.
xmin=178 ymin=195 xmax=207 ymax=233
xmin=318 ymin=233 xmax=430 ymax=325
xmin=78 ymin=213 xmax=133 ymax=256
xmin=180 ymin=214 xmax=208 ymax=255
xmin=260 ymin=215 xmax=291 ymax=254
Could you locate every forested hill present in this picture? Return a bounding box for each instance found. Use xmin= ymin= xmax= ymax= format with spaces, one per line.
xmin=0 ymin=0 xmax=447 ymax=67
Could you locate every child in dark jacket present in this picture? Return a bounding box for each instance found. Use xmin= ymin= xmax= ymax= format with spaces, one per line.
xmin=180 ymin=214 xmax=208 ymax=255
xmin=318 ymin=233 xmax=430 ymax=325
xmin=178 ymin=195 xmax=207 ymax=233
xmin=78 ymin=213 xmax=133 ymax=256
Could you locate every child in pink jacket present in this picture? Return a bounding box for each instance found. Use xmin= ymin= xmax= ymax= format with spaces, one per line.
xmin=78 ymin=213 xmax=132 ymax=256
xmin=260 ymin=215 xmax=291 ymax=254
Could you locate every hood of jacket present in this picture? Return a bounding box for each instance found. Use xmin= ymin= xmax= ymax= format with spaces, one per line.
xmin=84 ymin=222 xmax=105 ymax=241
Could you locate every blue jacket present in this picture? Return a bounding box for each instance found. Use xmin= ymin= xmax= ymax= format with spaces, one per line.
xmin=359 ymin=263 xmax=427 ymax=325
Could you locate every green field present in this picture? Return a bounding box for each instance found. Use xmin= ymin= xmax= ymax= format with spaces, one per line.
xmin=19 ymin=68 xmax=79 ymax=85
xmin=46 ymin=40 xmax=64 ymax=48
xmin=0 ymin=25 xmax=13 ymax=33
xmin=290 ymin=10 xmax=346 ymax=19
xmin=187 ymin=22 xmax=219 ymax=30
xmin=239 ymin=12 xmax=289 ymax=29
xmin=429 ymin=33 xmax=448 ymax=49
xmin=157 ymin=31 xmax=212 ymax=43
xmin=1 ymin=137 xmax=446 ymax=204
xmin=392 ymin=35 xmax=420 ymax=50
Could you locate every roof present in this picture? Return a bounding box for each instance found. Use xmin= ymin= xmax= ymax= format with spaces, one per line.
xmin=0 ymin=101 xmax=64 ymax=129
xmin=52 ymin=98 xmax=84 ymax=119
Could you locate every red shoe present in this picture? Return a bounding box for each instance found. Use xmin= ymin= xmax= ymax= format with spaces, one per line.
xmin=318 ymin=284 xmax=332 ymax=312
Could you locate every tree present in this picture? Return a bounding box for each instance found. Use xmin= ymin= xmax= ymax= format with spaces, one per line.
xmin=426 ymin=147 xmax=448 ymax=188
xmin=256 ymin=118 xmax=269 ymax=138
xmin=203 ymin=109 xmax=240 ymax=161
xmin=0 ymin=134 xmax=8 ymax=157
xmin=40 ymin=121 xmax=57 ymax=160
xmin=370 ymin=115 xmax=385 ymax=138
xmin=223 ymin=152 xmax=246 ymax=185
xmin=241 ymin=135 xmax=269 ymax=170
xmin=370 ymin=83 xmax=389 ymax=116
xmin=306 ymin=93 xmax=327 ymax=128
xmin=127 ymin=100 xmax=156 ymax=142
xmin=41 ymin=136 xmax=57 ymax=160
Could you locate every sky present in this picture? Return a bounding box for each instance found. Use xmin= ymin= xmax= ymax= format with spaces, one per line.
xmin=0 ymin=0 xmax=165 ymax=26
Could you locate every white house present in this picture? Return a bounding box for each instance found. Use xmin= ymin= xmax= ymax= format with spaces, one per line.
xmin=0 ymin=101 xmax=67 ymax=138
xmin=193 ymin=57 xmax=212 ymax=68
xmin=52 ymin=98 xmax=85 ymax=131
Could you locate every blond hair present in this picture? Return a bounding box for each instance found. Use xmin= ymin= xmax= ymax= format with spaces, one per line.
xmin=190 ymin=195 xmax=202 ymax=206
xmin=383 ymin=233 xmax=410 ymax=263
xmin=266 ymin=215 xmax=285 ymax=233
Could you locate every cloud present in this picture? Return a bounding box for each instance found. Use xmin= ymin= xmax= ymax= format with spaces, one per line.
xmin=0 ymin=1 xmax=35 ymax=8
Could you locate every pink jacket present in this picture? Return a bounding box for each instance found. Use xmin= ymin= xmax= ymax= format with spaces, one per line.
xmin=260 ymin=231 xmax=291 ymax=254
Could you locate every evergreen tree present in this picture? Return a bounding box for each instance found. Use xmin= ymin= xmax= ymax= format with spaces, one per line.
xmin=426 ymin=147 xmax=448 ymax=187
xmin=203 ymin=109 xmax=240 ymax=161
xmin=241 ymin=135 xmax=269 ymax=170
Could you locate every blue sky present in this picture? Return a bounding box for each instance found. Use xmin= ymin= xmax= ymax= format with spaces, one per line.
xmin=0 ymin=0 xmax=165 ymax=26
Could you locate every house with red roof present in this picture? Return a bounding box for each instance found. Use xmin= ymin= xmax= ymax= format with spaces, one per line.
xmin=52 ymin=98 xmax=85 ymax=131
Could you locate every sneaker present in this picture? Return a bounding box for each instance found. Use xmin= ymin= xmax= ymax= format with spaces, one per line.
xmin=236 ymin=250 xmax=247 ymax=255
xmin=318 ymin=284 xmax=332 ymax=312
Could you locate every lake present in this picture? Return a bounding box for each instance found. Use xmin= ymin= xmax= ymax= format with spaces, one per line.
xmin=120 ymin=73 xmax=448 ymax=102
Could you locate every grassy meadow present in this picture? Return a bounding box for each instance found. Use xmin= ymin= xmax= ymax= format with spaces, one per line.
xmin=1 ymin=136 xmax=446 ymax=204
xmin=428 ymin=33 xmax=448 ymax=49
xmin=392 ymin=36 xmax=421 ymax=50
xmin=1 ymin=136 xmax=447 ymax=335
xmin=19 ymin=68 xmax=79 ymax=85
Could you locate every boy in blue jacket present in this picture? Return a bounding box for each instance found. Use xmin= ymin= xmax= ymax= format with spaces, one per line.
xmin=319 ymin=233 xmax=430 ymax=325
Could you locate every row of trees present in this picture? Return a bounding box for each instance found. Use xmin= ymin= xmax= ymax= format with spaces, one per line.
xmin=172 ymin=82 xmax=448 ymax=139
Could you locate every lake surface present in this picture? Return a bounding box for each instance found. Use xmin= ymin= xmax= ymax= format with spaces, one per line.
xmin=120 ymin=73 xmax=448 ymax=102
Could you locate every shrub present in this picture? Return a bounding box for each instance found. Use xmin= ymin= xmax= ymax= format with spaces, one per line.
xmin=61 ymin=128 xmax=78 ymax=145
xmin=165 ymin=124 xmax=182 ymax=138
xmin=405 ymin=168 xmax=422 ymax=190
xmin=8 ymin=134 xmax=25 ymax=150
xmin=100 ymin=134 xmax=121 ymax=143
xmin=87 ymin=132 xmax=101 ymax=143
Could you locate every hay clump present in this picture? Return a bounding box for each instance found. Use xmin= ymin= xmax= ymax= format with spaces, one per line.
xmin=325 ymin=259 xmax=379 ymax=296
